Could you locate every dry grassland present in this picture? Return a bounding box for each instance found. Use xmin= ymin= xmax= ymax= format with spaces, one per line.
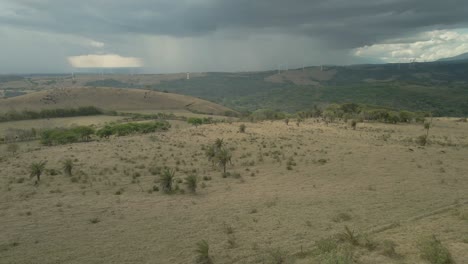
xmin=0 ymin=118 xmax=467 ymax=263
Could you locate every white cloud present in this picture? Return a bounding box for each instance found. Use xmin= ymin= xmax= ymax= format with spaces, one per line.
xmin=68 ymin=54 xmax=143 ymax=68
xmin=354 ymin=29 xmax=468 ymax=62
xmin=88 ymin=40 xmax=105 ymax=48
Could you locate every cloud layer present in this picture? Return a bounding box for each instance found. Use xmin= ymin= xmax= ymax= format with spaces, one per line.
xmin=1 ymin=0 xmax=468 ymax=73
xmin=354 ymin=30 xmax=468 ymax=62
xmin=68 ymin=54 xmax=143 ymax=68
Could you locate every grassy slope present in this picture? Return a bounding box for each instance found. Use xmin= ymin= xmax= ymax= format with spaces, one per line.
xmin=1 ymin=118 xmax=467 ymax=263
xmin=0 ymin=87 xmax=234 ymax=116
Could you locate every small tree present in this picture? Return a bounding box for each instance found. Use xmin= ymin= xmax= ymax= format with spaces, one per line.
xmin=216 ymin=147 xmax=232 ymax=174
xmin=239 ymin=124 xmax=246 ymax=133
xmin=30 ymin=161 xmax=47 ymax=183
xmin=160 ymin=168 xmax=175 ymax=193
xmin=424 ymin=121 xmax=431 ymax=137
xmin=62 ymin=159 xmax=74 ymax=176
xmin=195 ymin=240 xmax=213 ymax=264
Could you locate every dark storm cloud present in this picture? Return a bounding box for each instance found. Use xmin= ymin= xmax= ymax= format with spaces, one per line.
xmin=2 ymin=0 xmax=468 ymax=48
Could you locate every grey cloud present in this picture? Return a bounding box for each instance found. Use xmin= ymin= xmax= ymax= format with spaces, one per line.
xmin=2 ymin=0 xmax=468 ymax=48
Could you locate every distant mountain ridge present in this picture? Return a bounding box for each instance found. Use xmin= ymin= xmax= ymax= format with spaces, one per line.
xmin=438 ymin=52 xmax=468 ymax=62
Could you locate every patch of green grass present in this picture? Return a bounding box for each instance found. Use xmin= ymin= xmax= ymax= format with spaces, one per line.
xmin=418 ymin=235 xmax=454 ymax=264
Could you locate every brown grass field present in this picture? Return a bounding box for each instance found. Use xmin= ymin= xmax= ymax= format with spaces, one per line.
xmin=0 ymin=118 xmax=467 ymax=263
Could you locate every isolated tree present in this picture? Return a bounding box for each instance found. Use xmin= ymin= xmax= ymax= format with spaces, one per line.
xmin=62 ymin=159 xmax=74 ymax=176
xmin=30 ymin=161 xmax=47 ymax=183
xmin=160 ymin=168 xmax=175 ymax=193
xmin=216 ymin=147 xmax=232 ymax=174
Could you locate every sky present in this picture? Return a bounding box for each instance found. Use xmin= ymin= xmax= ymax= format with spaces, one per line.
xmin=1 ymin=0 xmax=468 ymax=73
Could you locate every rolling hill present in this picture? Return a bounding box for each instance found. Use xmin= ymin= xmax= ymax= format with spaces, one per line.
xmin=0 ymin=87 xmax=235 ymax=116
xmin=1 ymin=60 xmax=468 ymax=116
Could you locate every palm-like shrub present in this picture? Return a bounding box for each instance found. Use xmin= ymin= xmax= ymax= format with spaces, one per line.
xmin=160 ymin=168 xmax=175 ymax=193
xmin=185 ymin=174 xmax=198 ymax=193
xmin=30 ymin=161 xmax=47 ymax=182
xmin=62 ymin=159 xmax=74 ymax=176
xmin=195 ymin=240 xmax=213 ymax=264
xmin=205 ymin=145 xmax=217 ymax=165
xmin=216 ymin=147 xmax=232 ymax=174
xmin=214 ymin=138 xmax=224 ymax=149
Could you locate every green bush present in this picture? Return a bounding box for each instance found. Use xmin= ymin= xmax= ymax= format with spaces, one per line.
xmin=0 ymin=106 xmax=103 ymax=122
xmin=96 ymin=121 xmax=170 ymax=138
xmin=40 ymin=126 xmax=95 ymax=146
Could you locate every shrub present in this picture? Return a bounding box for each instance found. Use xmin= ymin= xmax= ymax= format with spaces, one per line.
xmin=332 ymin=212 xmax=352 ymax=223
xmin=418 ymin=235 xmax=453 ymax=264
xmin=337 ymin=226 xmax=359 ymax=246
xmin=160 ymin=168 xmax=175 ymax=193
xmin=316 ymin=237 xmax=339 ymax=255
xmin=195 ymin=240 xmax=213 ymax=264
xmin=381 ymin=240 xmax=398 ymax=258
xmin=320 ymin=248 xmax=354 ymax=264
xmin=265 ymin=248 xmax=293 ymax=264
xmin=416 ymin=135 xmax=428 ymax=146
xmin=187 ymin=117 xmax=203 ymax=127
xmin=185 ymin=174 xmax=198 ymax=193
xmin=239 ymin=124 xmax=246 ymax=133
xmin=6 ymin=143 xmax=19 ymax=154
